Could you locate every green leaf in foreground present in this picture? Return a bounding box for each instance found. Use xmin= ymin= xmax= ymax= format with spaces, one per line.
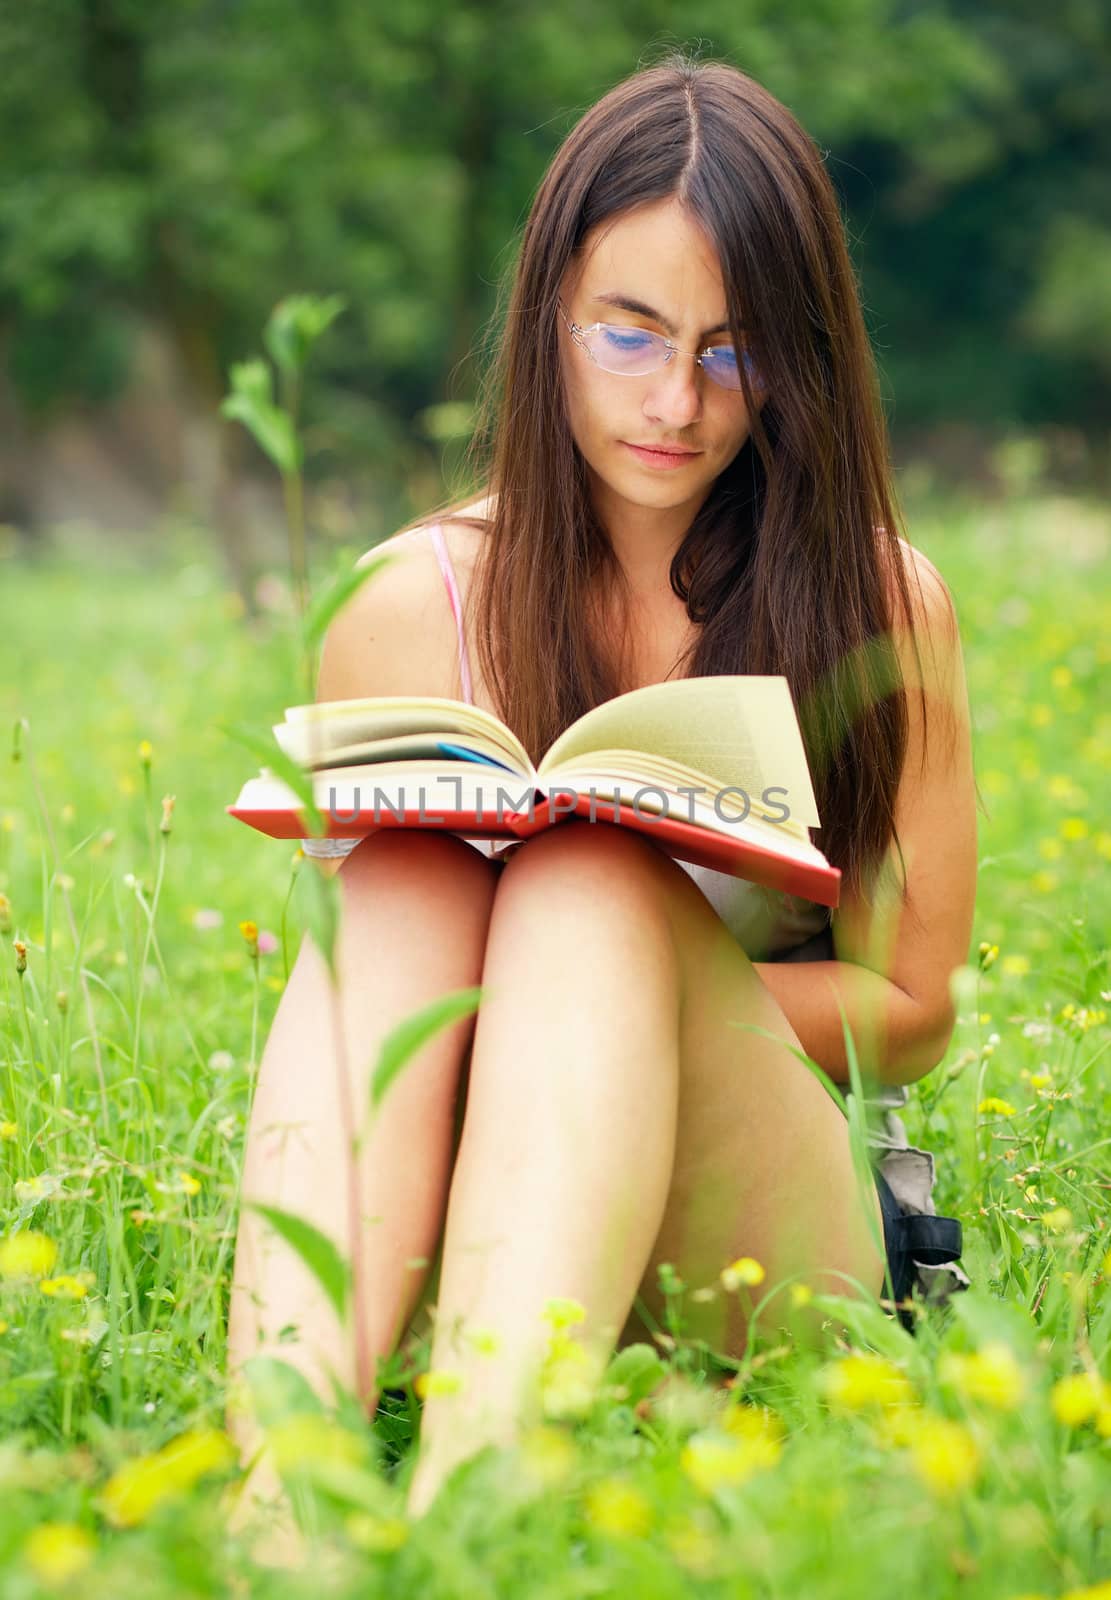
xmin=240 ymin=1354 xmax=329 ymax=1426
xmin=220 ymin=718 xmax=324 ymax=839
xmin=220 ymin=359 xmax=302 ymax=475
xmin=264 ymin=294 xmax=347 ymax=379
xmin=603 ymin=1342 xmax=668 ymax=1405
xmin=366 ymin=987 xmax=485 ymax=1121
xmin=248 ymin=1203 xmax=351 ymax=1322
xmin=292 ymin=850 xmax=340 ymax=978
xmin=303 ymin=550 xmax=399 ymax=650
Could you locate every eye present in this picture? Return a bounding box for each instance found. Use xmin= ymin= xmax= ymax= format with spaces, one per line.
xmin=600 ymin=325 xmax=658 ymax=351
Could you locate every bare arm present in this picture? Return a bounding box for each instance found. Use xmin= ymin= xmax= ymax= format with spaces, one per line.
xmin=754 ymin=549 xmax=978 ymax=1087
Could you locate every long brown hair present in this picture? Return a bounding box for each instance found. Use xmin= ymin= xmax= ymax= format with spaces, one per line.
xmin=405 ymin=51 xmax=960 ymax=906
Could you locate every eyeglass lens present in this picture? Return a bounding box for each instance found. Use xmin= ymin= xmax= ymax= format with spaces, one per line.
xmin=585 ymin=325 xmax=755 ymax=390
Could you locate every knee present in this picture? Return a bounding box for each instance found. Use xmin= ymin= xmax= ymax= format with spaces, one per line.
xmin=329 ymin=830 xmax=499 ymax=932
xmin=339 ymin=827 xmax=496 ymax=887
xmin=505 ymin=816 xmax=668 ymax=881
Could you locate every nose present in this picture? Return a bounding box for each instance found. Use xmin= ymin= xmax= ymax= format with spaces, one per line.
xmin=642 ymin=352 xmax=705 ymax=428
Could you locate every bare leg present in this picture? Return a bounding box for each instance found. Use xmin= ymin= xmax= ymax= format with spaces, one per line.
xmin=406 ymin=822 xmax=682 ymax=1512
xmin=225 ymin=830 xmax=498 ymax=1540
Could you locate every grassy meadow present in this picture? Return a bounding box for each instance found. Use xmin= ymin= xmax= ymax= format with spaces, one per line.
xmin=0 ymin=485 xmax=1109 ymax=1597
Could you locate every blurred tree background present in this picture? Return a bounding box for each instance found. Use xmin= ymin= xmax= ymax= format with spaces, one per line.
xmin=1 ymin=0 xmax=1108 ymax=603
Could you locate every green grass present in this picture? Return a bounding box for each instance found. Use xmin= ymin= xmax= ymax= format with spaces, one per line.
xmin=0 ymin=489 xmax=1108 ymax=1598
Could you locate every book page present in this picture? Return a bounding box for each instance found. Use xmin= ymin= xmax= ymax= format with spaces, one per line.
xmin=277 ymin=696 xmax=533 ymax=773
xmin=537 ymin=676 xmax=820 ymax=829
xmin=542 ymin=751 xmax=811 ymax=844
xmin=279 ymin=729 xmax=524 ymax=776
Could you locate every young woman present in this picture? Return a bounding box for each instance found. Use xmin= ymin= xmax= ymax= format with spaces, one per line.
xmin=226 ymin=53 xmax=978 ymax=1526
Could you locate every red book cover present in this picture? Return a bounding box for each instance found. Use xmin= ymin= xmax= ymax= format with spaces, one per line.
xmin=225 ymin=788 xmax=841 ymax=908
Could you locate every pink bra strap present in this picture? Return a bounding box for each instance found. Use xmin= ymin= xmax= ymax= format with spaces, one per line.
xmin=426 ymin=522 xmax=474 ymax=705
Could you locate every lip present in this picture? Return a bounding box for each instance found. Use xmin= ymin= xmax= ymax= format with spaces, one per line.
xmin=622 ymin=441 xmax=702 ymax=469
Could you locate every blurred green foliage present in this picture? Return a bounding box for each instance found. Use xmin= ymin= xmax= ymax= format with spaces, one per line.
xmin=1 ymin=0 xmax=1108 ymax=494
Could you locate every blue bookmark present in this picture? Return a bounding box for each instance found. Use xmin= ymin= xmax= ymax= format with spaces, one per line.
xmin=436 ymin=741 xmax=517 ymax=774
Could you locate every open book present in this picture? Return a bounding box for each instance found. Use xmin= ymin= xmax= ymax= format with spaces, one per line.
xmin=226 ymin=675 xmax=841 ymax=907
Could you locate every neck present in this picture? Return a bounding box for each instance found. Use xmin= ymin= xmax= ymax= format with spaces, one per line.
xmin=589 ymin=468 xmax=709 ymax=607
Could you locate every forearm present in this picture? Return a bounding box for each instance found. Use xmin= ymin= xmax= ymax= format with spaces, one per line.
xmin=751 ymin=958 xmax=951 ymax=1088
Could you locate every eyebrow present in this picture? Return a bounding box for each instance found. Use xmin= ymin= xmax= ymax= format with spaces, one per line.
xmin=591 ymin=291 xmax=734 ymax=338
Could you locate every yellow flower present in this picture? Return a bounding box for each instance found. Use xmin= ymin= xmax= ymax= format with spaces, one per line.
xmin=0 ymin=1320 xmax=8 ymax=1334
xmin=463 ymin=1326 xmax=501 ymax=1356
xmin=40 ymin=1273 xmax=94 ymax=1300
xmin=1051 ymin=1372 xmax=1111 ymax=1428
xmin=907 ymin=1414 xmax=981 ymax=1497
xmin=518 ymin=1424 xmax=578 ymax=1488
xmin=1031 ymin=870 xmax=1059 ymax=894
xmin=1049 ymin=665 xmax=1073 ymax=689
xmin=1001 ymin=954 xmax=1030 ymax=977
xmin=1041 ymin=1207 xmax=1073 ymax=1234
xmin=1060 ymin=817 xmax=1088 ymax=841
xmin=0 ymin=1230 xmax=59 ymax=1279
xmin=978 ymin=1097 xmax=1017 ymax=1117
xmin=238 ymin=920 xmax=259 ymax=954
xmin=1095 ymin=832 xmax=1111 ymax=861
xmin=541 ymin=1296 xmax=587 ymax=1330
xmin=978 ymin=942 xmax=999 ymax=971
xmin=23 ymin=1522 xmax=96 ymax=1585
xmin=539 ymin=1332 xmax=606 ymax=1421
xmin=583 ymin=1475 xmax=653 ymax=1537
xmin=137 ymin=740 xmax=153 ymax=767
xmin=1030 ymin=705 xmax=1052 ymax=728
xmin=1038 ymin=837 xmax=1064 ymax=860
xmin=721 ymin=1402 xmax=787 ymax=1446
xmin=789 ymin=1282 xmax=813 ymax=1307
xmin=1102 ymin=1249 xmax=1111 ymax=1280
xmin=680 ymin=1426 xmax=782 ymax=1494
xmin=101 ymin=1428 xmax=236 ymax=1527
xmin=345 ymin=1512 xmax=409 ymax=1552
xmin=0 ymin=1121 xmax=17 ymax=1140
xmin=720 ymin=1256 xmax=765 ymax=1290
xmin=1047 ymin=774 xmax=1075 ymax=799
xmin=177 ymin=1171 xmax=201 ymax=1197
xmin=1028 ymin=1071 xmax=1054 ymax=1089
xmin=414 ymin=1368 xmax=464 ymax=1399
xmin=937 ymin=1341 xmax=1027 ymax=1411
xmin=819 ymin=1352 xmax=917 ymax=1412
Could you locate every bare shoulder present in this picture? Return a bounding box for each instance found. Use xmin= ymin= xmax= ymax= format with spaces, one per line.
xmin=884 ymin=534 xmax=959 ymax=643
xmin=316 ymin=523 xmax=463 ymax=703
xmin=428 ymin=492 xmax=496 ymax=583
